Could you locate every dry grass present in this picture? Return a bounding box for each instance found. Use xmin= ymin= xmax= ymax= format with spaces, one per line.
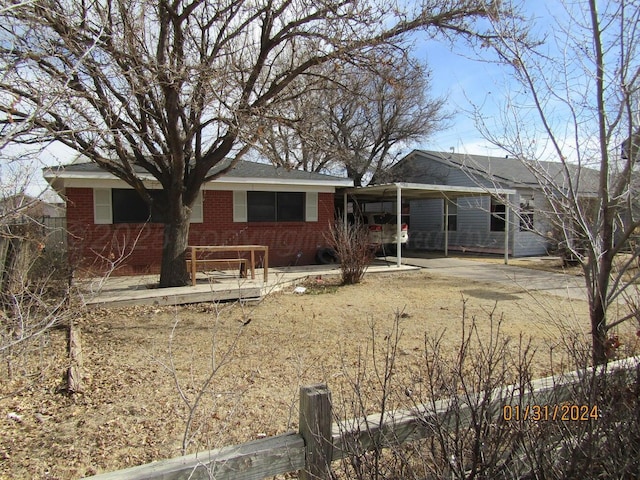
xmin=1 ymin=268 xmax=635 ymax=478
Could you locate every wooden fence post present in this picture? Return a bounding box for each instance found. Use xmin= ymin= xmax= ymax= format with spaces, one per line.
xmin=298 ymin=384 xmax=332 ymax=480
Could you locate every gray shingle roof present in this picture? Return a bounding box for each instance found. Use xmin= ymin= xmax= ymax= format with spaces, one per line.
xmin=415 ymin=150 xmax=601 ymax=195
xmin=50 ymin=158 xmax=348 ymax=183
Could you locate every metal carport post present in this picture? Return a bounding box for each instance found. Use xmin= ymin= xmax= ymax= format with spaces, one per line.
xmin=396 ymin=184 xmax=402 ymax=267
xmin=342 ymin=183 xmax=515 ymax=267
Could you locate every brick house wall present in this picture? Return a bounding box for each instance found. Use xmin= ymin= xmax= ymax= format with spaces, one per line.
xmin=65 ymin=187 xmax=335 ymax=275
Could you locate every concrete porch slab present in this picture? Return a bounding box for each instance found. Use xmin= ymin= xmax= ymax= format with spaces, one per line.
xmin=81 ymin=260 xmax=420 ymax=309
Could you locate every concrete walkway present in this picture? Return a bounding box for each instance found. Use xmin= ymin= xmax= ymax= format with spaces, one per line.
xmin=82 ymin=260 xmax=420 ymax=308
xmin=81 ymin=253 xmax=589 ymax=308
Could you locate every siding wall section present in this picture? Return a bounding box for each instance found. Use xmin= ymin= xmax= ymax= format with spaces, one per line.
xmin=65 ymin=187 xmax=335 ymax=275
xmin=512 ymin=194 xmax=553 ymax=257
xmin=408 ymin=199 xmax=444 ymax=250
xmin=403 ymin=154 xmax=551 ymax=256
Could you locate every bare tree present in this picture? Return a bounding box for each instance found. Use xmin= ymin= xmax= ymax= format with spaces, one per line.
xmin=0 ymin=0 xmax=517 ymax=287
xmin=256 ymin=51 xmax=448 ymax=186
xmin=475 ymin=1 xmax=640 ymax=364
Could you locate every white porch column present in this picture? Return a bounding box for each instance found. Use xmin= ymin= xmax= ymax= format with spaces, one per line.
xmin=504 ymin=197 xmax=510 ymax=265
xmin=396 ymin=184 xmax=402 ymax=267
xmin=444 ymin=198 xmax=449 ymax=257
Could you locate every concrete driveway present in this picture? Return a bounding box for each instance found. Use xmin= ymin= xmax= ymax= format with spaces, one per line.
xmin=393 ymin=254 xmax=589 ymax=301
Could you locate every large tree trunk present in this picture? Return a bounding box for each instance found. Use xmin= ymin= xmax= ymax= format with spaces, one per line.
xmin=159 ymin=205 xmax=191 ymax=288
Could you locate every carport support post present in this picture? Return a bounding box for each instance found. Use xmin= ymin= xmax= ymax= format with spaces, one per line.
xmin=396 ymin=185 xmax=402 ymax=267
xmin=444 ymin=199 xmax=449 ymax=257
xmin=504 ymin=199 xmax=510 ymax=265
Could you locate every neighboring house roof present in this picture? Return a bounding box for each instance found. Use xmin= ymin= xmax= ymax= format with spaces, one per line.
xmin=393 ymin=150 xmax=601 ymax=196
xmin=0 ymin=194 xmax=65 ymax=219
xmin=43 ymin=158 xmax=353 ymax=191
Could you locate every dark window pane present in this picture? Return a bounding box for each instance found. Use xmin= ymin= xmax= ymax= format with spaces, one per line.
xmin=276 ymin=192 xmax=305 ymax=221
xmin=112 ymin=189 xmax=166 ymax=224
xmin=112 ymin=189 xmax=151 ymax=223
xmin=248 ymin=192 xmax=276 ymax=222
xmin=247 ymin=191 xmax=305 ymax=222
xmin=491 ymin=202 xmax=506 ymax=232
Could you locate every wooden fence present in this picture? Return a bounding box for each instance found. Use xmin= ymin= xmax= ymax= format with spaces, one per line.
xmin=0 ymin=218 xmax=67 ymax=297
xmin=42 ymin=216 xmax=67 ymax=247
xmin=88 ymin=356 xmax=640 ymax=480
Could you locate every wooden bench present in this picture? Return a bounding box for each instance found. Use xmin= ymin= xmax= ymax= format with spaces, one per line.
xmin=186 ymin=258 xmax=248 ymax=286
xmin=188 ymin=245 xmax=269 ymax=284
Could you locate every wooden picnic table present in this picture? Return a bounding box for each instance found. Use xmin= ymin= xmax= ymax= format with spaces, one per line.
xmin=187 ymin=245 xmax=269 ymax=286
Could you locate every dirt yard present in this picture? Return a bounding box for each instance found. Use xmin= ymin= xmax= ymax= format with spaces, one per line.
xmin=0 ymin=267 xmax=635 ymax=479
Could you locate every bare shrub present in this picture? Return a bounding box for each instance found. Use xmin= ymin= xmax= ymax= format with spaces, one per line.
xmin=156 ymin=297 xmax=253 ymax=456
xmin=1 ymin=222 xmax=72 ymax=379
xmin=331 ymin=302 xmax=640 ymax=479
xmin=325 ymin=218 xmax=374 ymax=285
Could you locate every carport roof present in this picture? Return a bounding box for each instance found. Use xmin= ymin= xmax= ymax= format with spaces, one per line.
xmin=340 ymin=182 xmax=516 ymax=201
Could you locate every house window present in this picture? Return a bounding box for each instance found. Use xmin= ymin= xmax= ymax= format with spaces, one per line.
xmin=444 ymin=200 xmax=457 ymax=231
xmin=93 ymin=188 xmax=203 ymax=224
xmin=519 ymin=202 xmax=534 ymax=231
xmin=247 ymin=191 xmax=305 ymax=222
xmin=490 ymin=198 xmax=506 ymax=232
xmin=112 ymin=189 xmax=166 ymax=223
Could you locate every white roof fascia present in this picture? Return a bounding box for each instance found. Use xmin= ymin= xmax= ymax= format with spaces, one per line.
xmin=203 ymin=183 xmax=338 ymax=193
xmin=397 ymin=182 xmax=516 ymax=196
xmin=204 ymin=177 xmax=352 ymax=190
xmin=43 ymin=170 xmax=353 ymax=192
xmin=344 ymin=182 xmax=516 ymax=197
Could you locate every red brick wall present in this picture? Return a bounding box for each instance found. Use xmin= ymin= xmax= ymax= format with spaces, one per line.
xmin=65 ymin=188 xmax=335 ymax=275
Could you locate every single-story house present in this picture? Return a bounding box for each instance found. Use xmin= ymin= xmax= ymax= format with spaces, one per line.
xmin=43 ymin=159 xmax=352 ymax=275
xmin=385 ymin=150 xmax=600 ymax=257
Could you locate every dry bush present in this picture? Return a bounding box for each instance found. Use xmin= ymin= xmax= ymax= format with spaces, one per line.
xmin=1 ymin=223 xmax=73 ymax=380
xmin=331 ymin=303 xmax=640 ymax=479
xmin=325 ymin=218 xmax=375 ymax=285
xmin=157 ymin=299 xmax=251 ymax=455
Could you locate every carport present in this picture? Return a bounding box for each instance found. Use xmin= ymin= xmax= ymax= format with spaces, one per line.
xmin=341 ymin=182 xmax=516 ymax=267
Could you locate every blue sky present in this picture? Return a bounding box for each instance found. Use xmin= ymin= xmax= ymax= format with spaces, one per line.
xmin=412 ymin=38 xmax=506 ymax=156
xmin=410 ymin=0 xmax=569 ymax=158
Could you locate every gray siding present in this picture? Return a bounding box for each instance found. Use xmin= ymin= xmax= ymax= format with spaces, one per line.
xmin=396 ymin=152 xmax=553 ymax=257
xmin=408 ymin=199 xmax=444 ymax=250
xmin=408 ymin=192 xmax=544 ymax=256
xmin=512 ymin=195 xmax=553 ymax=256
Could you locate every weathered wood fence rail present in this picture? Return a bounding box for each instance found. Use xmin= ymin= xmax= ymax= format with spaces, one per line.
xmin=88 ymin=356 xmax=640 ymax=480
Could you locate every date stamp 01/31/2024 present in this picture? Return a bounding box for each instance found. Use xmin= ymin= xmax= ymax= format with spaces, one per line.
xmin=503 ymin=404 xmax=600 ymax=422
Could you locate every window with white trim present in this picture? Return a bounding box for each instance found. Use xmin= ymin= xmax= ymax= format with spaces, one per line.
xmin=92 ymin=188 xmax=203 ymax=224
xmin=444 ymin=200 xmax=457 ymax=231
xmin=490 ymin=197 xmax=506 ymax=232
xmin=519 ymin=200 xmax=534 ymax=231
xmin=234 ymin=191 xmax=318 ymax=222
